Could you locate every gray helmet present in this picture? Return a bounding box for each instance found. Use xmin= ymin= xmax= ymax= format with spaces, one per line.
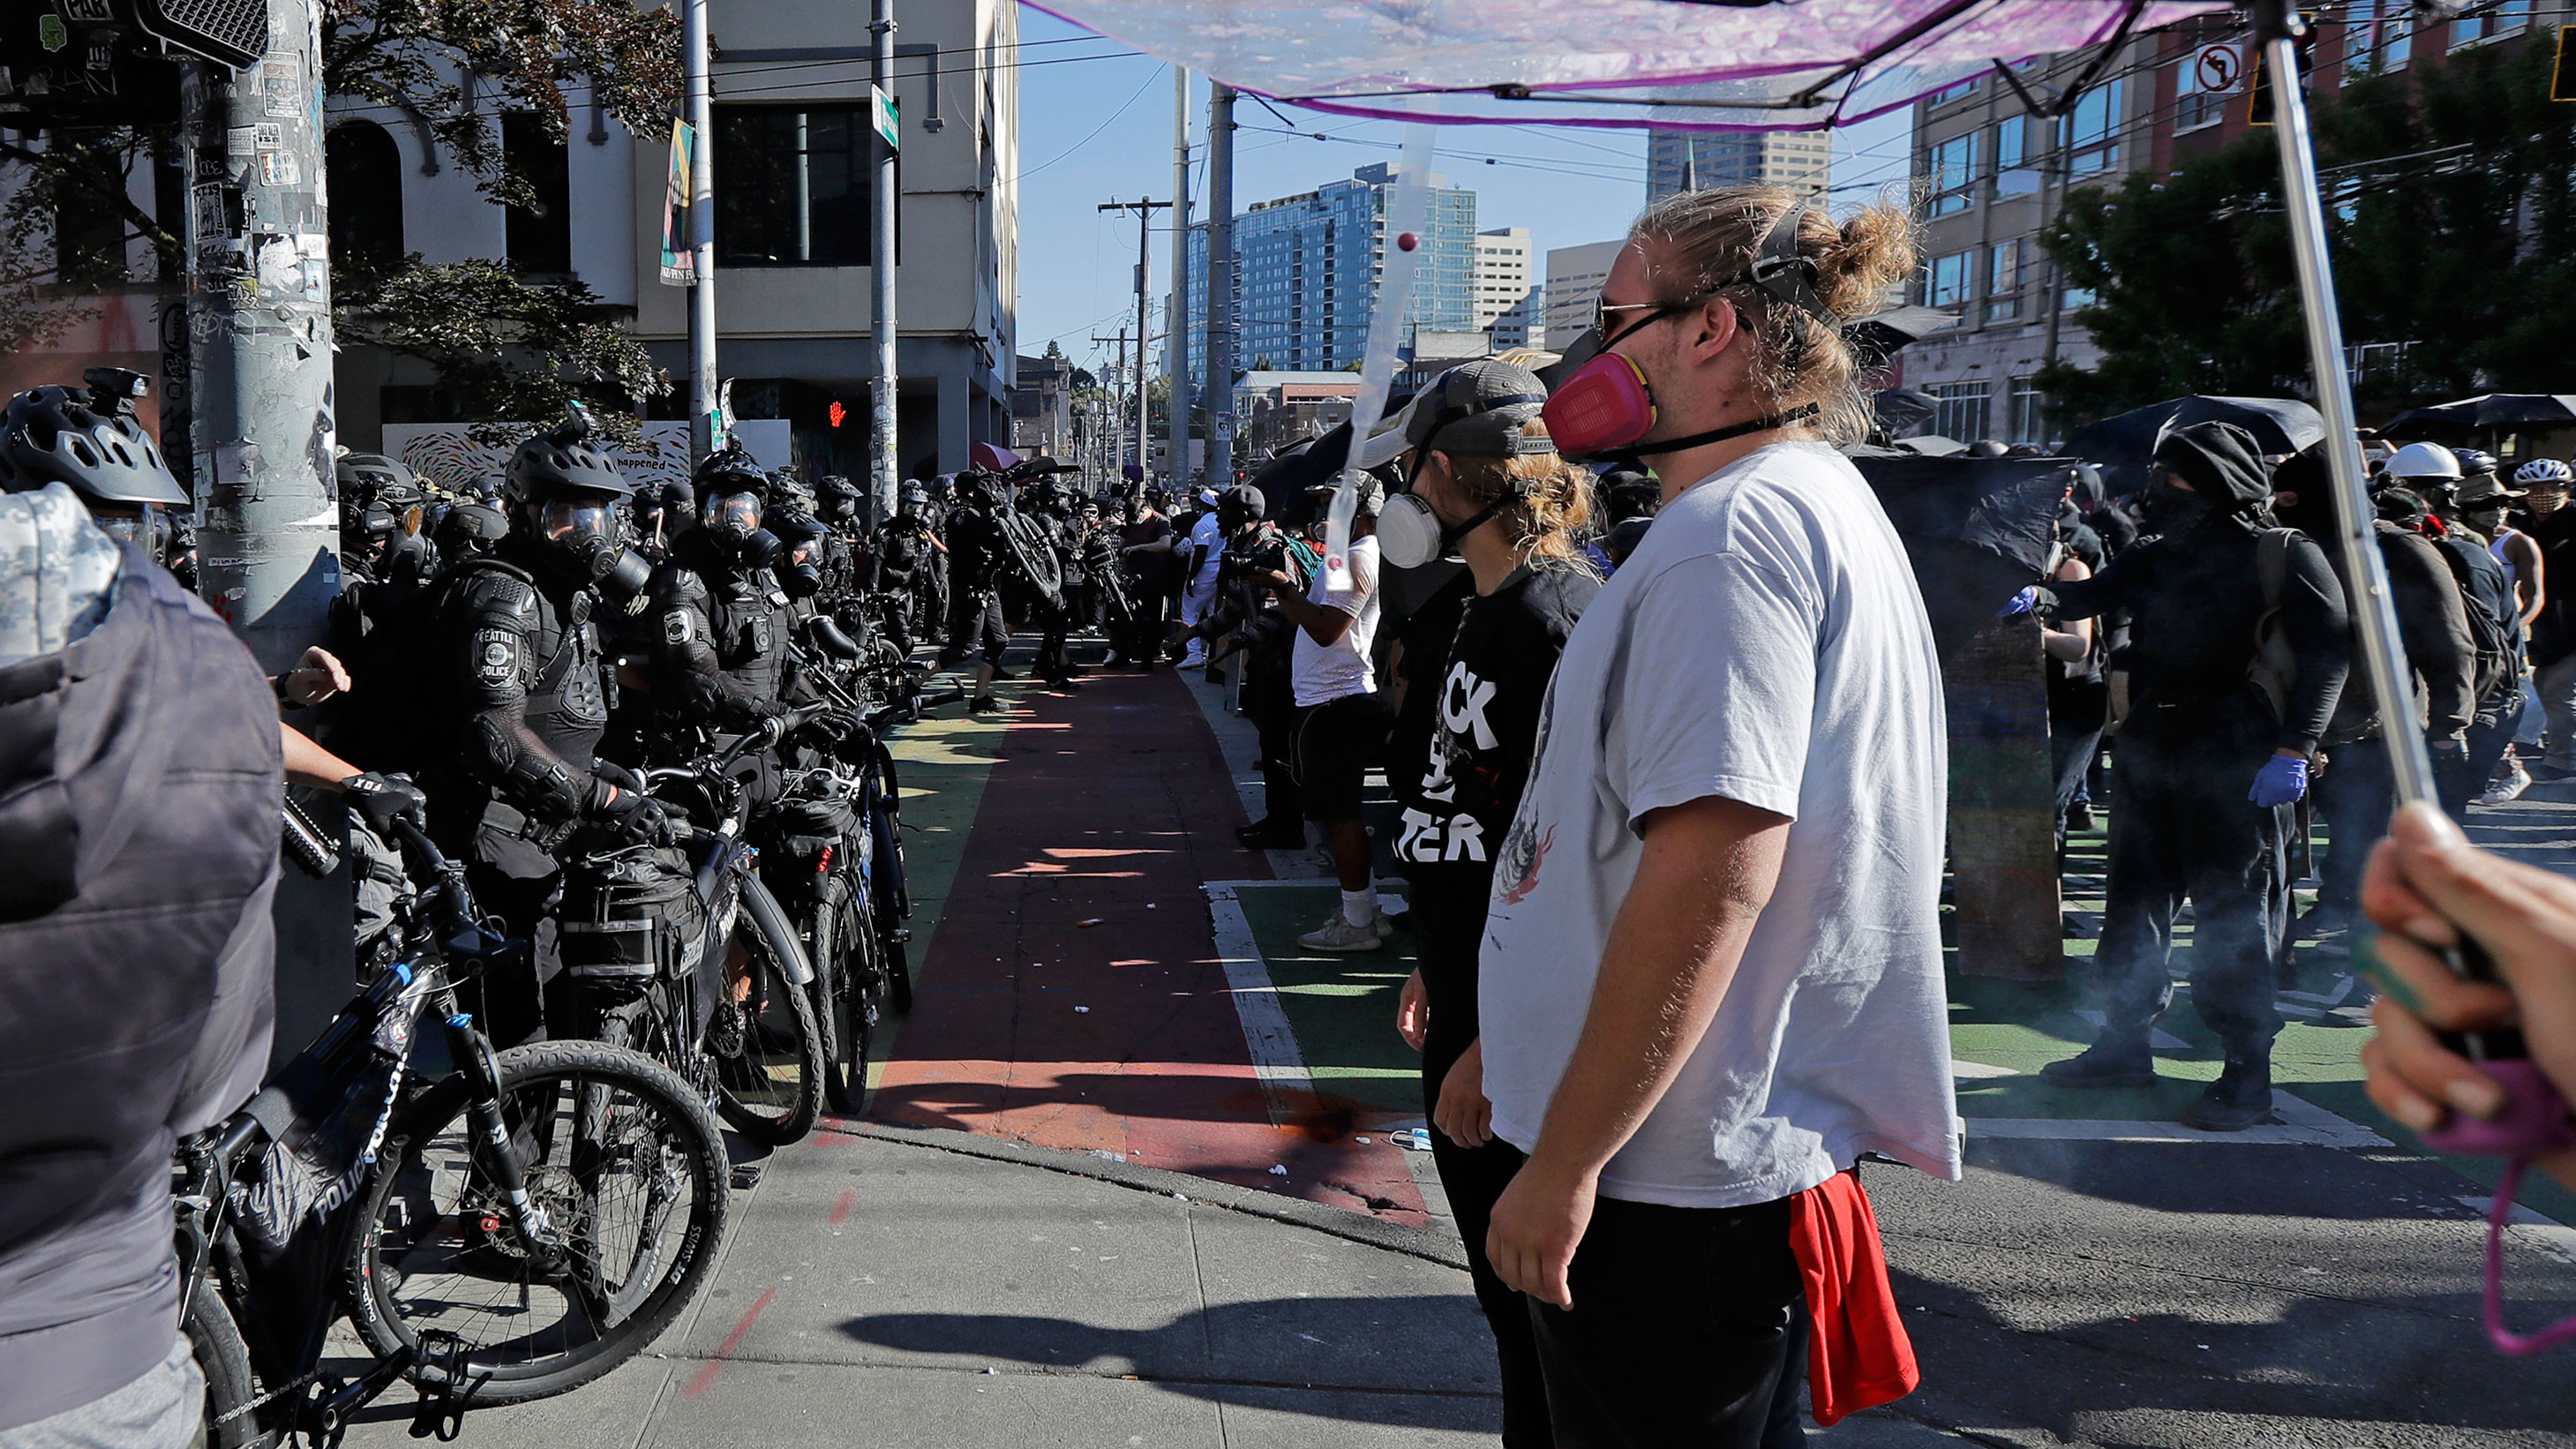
xmin=0 ymin=375 xmax=188 ymax=507
xmin=335 ymin=451 xmax=422 ymax=507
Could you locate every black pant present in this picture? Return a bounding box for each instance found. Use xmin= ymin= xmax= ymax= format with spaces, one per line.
xmin=2095 ymin=699 xmax=2289 ymax=1057
xmin=2314 ymin=732 xmax=2394 ymax=921
xmin=1412 ymin=887 xmax=1552 ymax=1447
xmin=2435 ymin=687 xmax=2522 ymax=817
xmin=948 ymin=589 xmax=1008 ymax=666
xmin=1244 ymin=664 xmax=1303 ymax=827
xmin=1492 ymin=1149 xmax=1808 ymax=1449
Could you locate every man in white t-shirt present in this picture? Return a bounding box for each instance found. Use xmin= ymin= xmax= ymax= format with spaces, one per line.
xmin=1263 ymin=477 xmax=1390 ymax=951
xmin=1179 ymin=490 xmax=1226 ymax=667
xmin=1479 ymin=189 xmax=1961 ymax=1445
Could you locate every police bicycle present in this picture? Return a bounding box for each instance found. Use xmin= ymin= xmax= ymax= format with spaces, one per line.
xmin=180 ymin=800 xmax=731 ymax=1446
xmin=562 ymin=707 xmax=831 ymax=1148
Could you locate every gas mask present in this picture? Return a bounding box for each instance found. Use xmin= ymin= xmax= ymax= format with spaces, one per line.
xmin=1540 ymin=203 xmax=1830 ymax=461
xmin=539 ymin=497 xmax=650 ymax=604
xmin=782 ymin=541 xmax=824 ymax=598
xmin=1376 ymin=453 xmax=1521 ymax=571
xmin=94 ymin=503 xmax=169 ymax=557
xmin=702 ymin=490 xmax=763 ymax=546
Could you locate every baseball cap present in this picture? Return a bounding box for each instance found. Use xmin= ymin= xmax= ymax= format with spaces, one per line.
xmin=1351 ymin=359 xmax=1554 ymax=473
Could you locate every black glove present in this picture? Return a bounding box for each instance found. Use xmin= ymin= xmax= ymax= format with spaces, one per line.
xmin=340 ymin=771 xmax=427 ymax=834
xmin=798 ymin=707 xmax=860 ymax=746
xmin=585 ymin=774 xmax=668 ymax=844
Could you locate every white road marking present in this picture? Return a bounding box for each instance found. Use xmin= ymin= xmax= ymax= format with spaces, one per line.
xmin=1204 ymin=882 xmax=1313 ymax=1126
xmin=1953 ymin=1060 xmax=2020 ymax=1080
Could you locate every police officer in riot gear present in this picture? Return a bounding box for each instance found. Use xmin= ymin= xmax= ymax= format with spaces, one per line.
xmin=939 ymin=469 xmax=1021 ymax=712
xmin=337 ymin=452 xmax=438 ymax=586
xmin=424 ymin=409 xmax=660 ymax=1043
xmin=645 ymin=445 xmax=801 ymax=742
xmin=875 ymin=482 xmax=937 ymax=655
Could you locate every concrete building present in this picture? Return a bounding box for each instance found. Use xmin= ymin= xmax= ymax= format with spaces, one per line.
xmin=1010 ymin=351 xmax=1073 ymax=456
xmin=1231 ymin=369 xmax=1361 ymax=460
xmin=1900 ymin=7 xmax=2449 ymax=442
xmin=326 ymin=0 xmax=1019 ymax=482
xmin=1645 ymin=129 xmax=1831 ymax=199
xmin=1189 ymin=162 xmax=1477 ymax=374
xmin=1543 ymin=237 xmax=1626 ymax=350
xmin=1471 ymin=226 xmax=1531 ymax=333
xmin=1490 ymin=286 xmax=1541 ymax=349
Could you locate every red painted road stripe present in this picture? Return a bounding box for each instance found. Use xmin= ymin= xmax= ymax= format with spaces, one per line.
xmin=680 ymin=1285 xmax=776 ymax=1400
xmin=829 ymin=1188 xmax=856 ymax=1226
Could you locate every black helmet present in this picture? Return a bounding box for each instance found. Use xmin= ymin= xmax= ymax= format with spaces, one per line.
xmin=771 ymin=469 xmax=816 ymax=514
xmin=692 ymin=444 xmax=770 ymax=499
xmin=816 ymin=473 xmax=860 ymax=500
xmin=506 ymin=406 xmax=632 ymax=502
xmin=2453 ymin=446 xmax=2500 ymax=479
xmin=0 ymin=373 xmax=188 ymax=507
xmin=955 ymin=471 xmax=997 ymax=507
xmin=336 ymin=451 xmax=422 ymax=507
xmin=436 ymin=499 xmax=508 ymax=556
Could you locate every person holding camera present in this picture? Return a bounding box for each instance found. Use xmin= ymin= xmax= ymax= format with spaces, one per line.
xmin=1166 ymin=485 xmax=1318 ymax=849
xmin=1265 ymin=480 xmax=1391 ymax=950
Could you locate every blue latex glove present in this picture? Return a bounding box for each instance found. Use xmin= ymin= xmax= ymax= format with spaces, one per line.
xmin=2249 ymin=754 xmax=2309 ymax=808
xmin=1999 ymin=585 xmax=2047 ymax=619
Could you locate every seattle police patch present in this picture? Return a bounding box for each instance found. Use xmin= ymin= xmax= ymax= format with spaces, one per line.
xmin=473 ymin=628 xmax=519 ymax=687
xmin=663 ymin=611 xmax=695 ymax=643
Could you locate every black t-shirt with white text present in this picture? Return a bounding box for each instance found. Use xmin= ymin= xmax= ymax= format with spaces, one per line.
xmin=1392 ymin=562 xmax=1598 ymax=902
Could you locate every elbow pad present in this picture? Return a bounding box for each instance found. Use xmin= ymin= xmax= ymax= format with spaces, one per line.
xmin=471 ymin=712 xmax=587 ymax=823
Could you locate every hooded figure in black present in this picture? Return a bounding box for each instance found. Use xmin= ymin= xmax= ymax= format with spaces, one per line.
xmin=2007 ymin=421 xmax=2350 ymax=1130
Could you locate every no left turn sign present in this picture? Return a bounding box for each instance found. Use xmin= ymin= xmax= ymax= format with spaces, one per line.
xmin=2195 ymin=43 xmax=2244 ymax=93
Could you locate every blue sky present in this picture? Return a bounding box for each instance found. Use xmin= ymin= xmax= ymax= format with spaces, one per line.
xmin=1010 ymin=3 xmax=1915 ymax=379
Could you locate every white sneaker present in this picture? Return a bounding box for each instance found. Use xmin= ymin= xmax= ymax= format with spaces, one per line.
xmin=2482 ymin=763 xmax=2533 ymax=806
xmin=1298 ymin=909 xmax=1387 ymax=953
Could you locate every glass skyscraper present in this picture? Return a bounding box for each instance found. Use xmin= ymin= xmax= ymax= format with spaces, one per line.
xmin=1190 ymin=163 xmax=1477 ymax=374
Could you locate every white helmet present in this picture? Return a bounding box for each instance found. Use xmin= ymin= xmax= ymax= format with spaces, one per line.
xmin=2382 ymin=441 xmax=2461 ymax=481
xmin=2515 ymin=458 xmax=2573 ymax=486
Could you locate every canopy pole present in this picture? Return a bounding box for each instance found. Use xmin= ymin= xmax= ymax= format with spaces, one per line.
xmin=2257 ymin=2 xmax=2434 ymax=807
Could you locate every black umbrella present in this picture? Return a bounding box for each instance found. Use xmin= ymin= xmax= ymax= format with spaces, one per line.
xmin=2065 ymin=396 xmax=2325 ymax=494
xmin=2383 ymin=394 xmax=2576 ymax=439
xmin=1871 ymin=387 xmax=1939 ymax=439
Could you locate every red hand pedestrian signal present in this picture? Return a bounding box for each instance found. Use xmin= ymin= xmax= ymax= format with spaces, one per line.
xmin=829 ymin=401 xmax=847 ymax=428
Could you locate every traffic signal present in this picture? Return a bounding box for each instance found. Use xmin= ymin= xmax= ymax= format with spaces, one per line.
xmin=0 ymin=0 xmax=266 ymax=131
xmin=830 ymin=400 xmax=848 ymax=428
xmin=131 ymin=0 xmax=268 ymax=67
xmin=2554 ymin=25 xmax=2576 ymax=101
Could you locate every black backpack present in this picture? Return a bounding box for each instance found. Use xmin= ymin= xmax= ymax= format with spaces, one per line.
xmin=2436 ymin=533 xmax=2520 ymax=712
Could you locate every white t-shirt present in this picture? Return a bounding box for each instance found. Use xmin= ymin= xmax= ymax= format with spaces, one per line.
xmin=1188 ymin=513 xmax=1225 ymax=591
xmin=1479 ymin=442 xmax=1962 ymax=1208
xmin=1291 ymin=534 xmax=1381 ymax=708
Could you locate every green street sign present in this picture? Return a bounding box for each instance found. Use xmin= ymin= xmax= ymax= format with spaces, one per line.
xmin=872 ymin=84 xmax=899 ymax=150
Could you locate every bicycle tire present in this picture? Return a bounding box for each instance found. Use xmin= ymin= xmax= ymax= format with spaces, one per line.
xmin=797 ymin=891 xmax=840 ymax=1110
xmin=343 ymin=1039 xmax=731 ymax=1408
xmin=712 ymin=875 xmax=825 ymax=1145
xmin=815 ymin=870 xmax=878 ymax=1114
xmin=188 ymin=1287 xmax=271 ymax=1449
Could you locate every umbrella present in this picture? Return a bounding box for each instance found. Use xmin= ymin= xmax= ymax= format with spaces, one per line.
xmin=2064 ymin=396 xmax=2324 ymax=490
xmin=1893 ymin=434 xmax=1968 ymax=457
xmin=1031 ymin=1 xmax=2225 ymax=131
xmin=1872 ymin=387 xmax=1939 ymax=439
xmin=1846 ymin=307 xmax=1962 ymax=372
xmin=2382 ymin=394 xmax=2576 ymax=440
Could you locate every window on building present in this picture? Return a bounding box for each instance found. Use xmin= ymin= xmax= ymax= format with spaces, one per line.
xmin=1927 ymin=380 xmax=1993 ymax=441
xmin=1926 ymin=250 xmax=1973 ymax=308
xmin=1925 ymin=75 xmax=1980 ymax=106
xmin=501 ymin=111 xmax=571 ymax=275
xmin=2008 ymin=377 xmax=2046 ymax=446
xmin=2065 ymin=79 xmax=2122 ymax=176
xmin=1927 ymin=133 xmax=1978 ymax=216
xmin=1987 ymin=239 xmax=2024 ymax=322
xmin=326 ymin=121 xmax=405 ymax=269
xmin=714 ymin=104 xmax=880 ymax=267
xmin=2355 ymin=0 xmax=2413 ymax=71
xmin=2174 ymin=52 xmax=2227 ymax=133
xmin=1994 ymin=116 xmax=2026 ymax=171
xmin=2452 ymin=0 xmax=2529 ymax=47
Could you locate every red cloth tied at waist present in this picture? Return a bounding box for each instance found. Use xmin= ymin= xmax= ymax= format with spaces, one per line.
xmin=1790 ymin=1167 xmax=1919 ymax=1426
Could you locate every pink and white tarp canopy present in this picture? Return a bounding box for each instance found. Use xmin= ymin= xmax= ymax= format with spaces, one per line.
xmin=1032 ymin=0 xmax=2227 ymax=131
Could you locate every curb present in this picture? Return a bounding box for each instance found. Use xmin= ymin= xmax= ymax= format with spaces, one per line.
xmin=827 ymin=1116 xmax=1471 ymax=1273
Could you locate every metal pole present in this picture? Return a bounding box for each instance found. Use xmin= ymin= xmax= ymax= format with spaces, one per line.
xmin=2260 ymin=14 xmax=2432 ymax=806
xmin=1168 ymin=70 xmax=1191 ymax=497
xmin=186 ymin=0 xmax=337 ymax=672
xmin=870 ymin=0 xmax=899 ymax=555
xmin=685 ymin=0 xmax=718 ymax=462
xmin=1134 ymin=207 xmax=1153 ymax=485
xmin=1116 ymin=325 xmax=1130 ymax=476
xmin=1205 ymin=82 xmax=1236 ymax=489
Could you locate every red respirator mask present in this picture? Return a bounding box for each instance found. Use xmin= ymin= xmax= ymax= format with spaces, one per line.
xmin=1541 ymin=201 xmax=1836 ymax=461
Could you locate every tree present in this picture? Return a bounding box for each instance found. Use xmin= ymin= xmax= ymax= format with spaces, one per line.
xmin=2037 ymin=37 xmax=2576 ymax=424
xmin=0 ymin=0 xmax=680 ymax=428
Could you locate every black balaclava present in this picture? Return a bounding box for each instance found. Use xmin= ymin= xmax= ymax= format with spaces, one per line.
xmin=2148 ymin=420 xmax=2272 ymax=536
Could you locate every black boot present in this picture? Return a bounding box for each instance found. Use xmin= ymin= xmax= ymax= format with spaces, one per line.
xmin=2039 ymin=1032 xmax=2158 ymax=1089
xmin=1236 ymin=818 xmax=1305 ymax=851
xmin=2179 ymin=1051 xmax=2274 ymax=1130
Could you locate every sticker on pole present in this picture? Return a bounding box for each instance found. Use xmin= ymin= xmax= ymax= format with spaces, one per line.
xmin=2193 ymin=44 xmax=2242 ymax=94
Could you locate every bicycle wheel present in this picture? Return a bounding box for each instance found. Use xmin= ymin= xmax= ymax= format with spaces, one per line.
xmin=710 ymin=875 xmax=825 ymax=1145
xmin=344 ymin=1040 xmax=731 ymax=1408
xmin=187 ymin=1288 xmax=270 ymax=1449
xmin=815 ymin=870 xmax=879 ymax=1114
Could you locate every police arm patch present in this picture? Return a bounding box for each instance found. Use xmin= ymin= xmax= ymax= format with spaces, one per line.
xmin=473 ymin=627 xmax=521 ymax=687
xmin=663 ymin=609 xmax=696 ymax=644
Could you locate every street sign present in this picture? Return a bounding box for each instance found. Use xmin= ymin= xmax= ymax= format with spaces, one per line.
xmin=2194 ymin=43 xmax=2243 ymax=94
xmin=872 ymin=84 xmax=900 ymax=150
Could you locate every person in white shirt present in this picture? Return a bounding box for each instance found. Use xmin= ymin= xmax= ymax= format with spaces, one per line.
xmin=1179 ymin=489 xmax=1227 ymax=667
xmin=1478 ymin=186 xmax=1962 ymax=1445
xmin=1262 ymin=477 xmax=1390 ymax=951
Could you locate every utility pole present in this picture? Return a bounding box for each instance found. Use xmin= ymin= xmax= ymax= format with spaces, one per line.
xmin=1099 ymin=198 xmax=1169 ymax=484
xmin=185 ymin=0 xmax=335 ymax=672
xmin=1168 ymin=70 xmax=1192 ymax=499
xmin=1204 ymin=82 xmax=1236 ymax=490
xmin=684 ymin=0 xmax=719 ymax=462
xmin=869 ymin=0 xmax=899 ymax=531
xmin=1094 ymin=327 xmax=1129 ymax=482
xmin=181 ymin=0 xmax=349 ymax=1061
